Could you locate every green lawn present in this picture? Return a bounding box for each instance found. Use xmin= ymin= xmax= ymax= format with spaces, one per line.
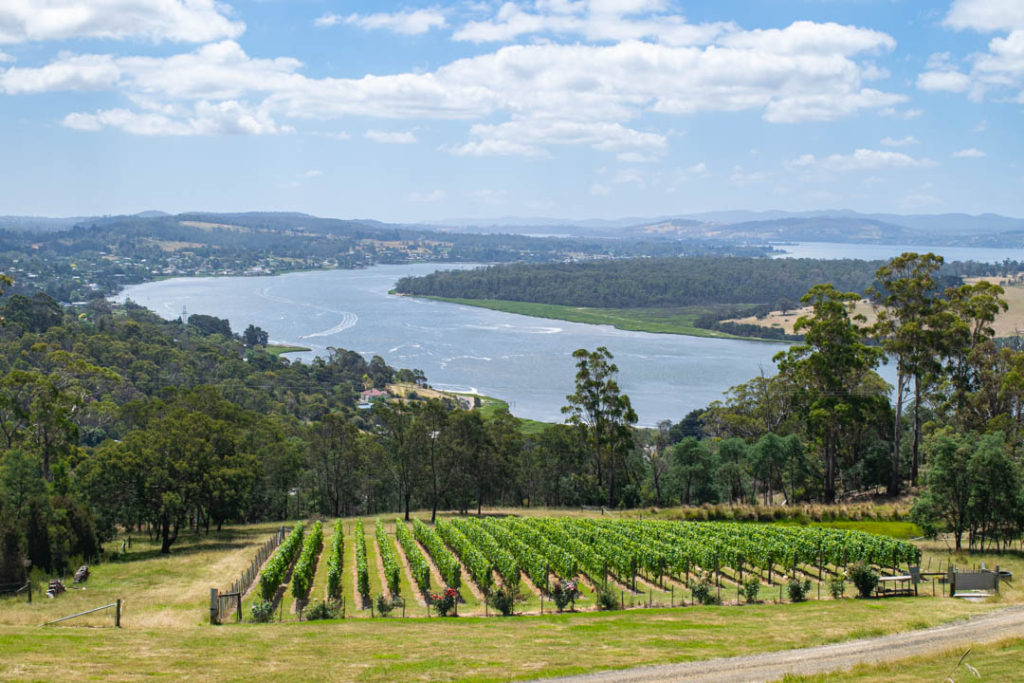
xmin=423 ymin=297 xmax=783 ymax=341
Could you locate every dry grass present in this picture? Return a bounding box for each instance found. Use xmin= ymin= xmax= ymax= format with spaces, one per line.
xmin=725 ymin=277 xmax=1024 ymax=338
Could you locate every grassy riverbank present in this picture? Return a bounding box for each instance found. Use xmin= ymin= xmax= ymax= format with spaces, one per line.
xmin=265 ymin=344 xmax=312 ymax=356
xmin=422 ymin=297 xmax=782 ymax=341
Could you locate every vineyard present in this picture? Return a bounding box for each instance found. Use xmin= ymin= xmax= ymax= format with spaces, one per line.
xmin=237 ymin=516 xmax=920 ymax=621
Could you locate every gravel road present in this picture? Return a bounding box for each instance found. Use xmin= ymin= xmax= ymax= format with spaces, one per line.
xmin=538 ymin=606 xmax=1024 ymax=682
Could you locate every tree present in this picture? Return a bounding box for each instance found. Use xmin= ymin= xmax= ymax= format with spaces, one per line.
xmin=377 ymin=401 xmax=421 ymax=521
xmin=775 ymin=285 xmax=883 ymax=503
xmin=749 ymin=432 xmax=788 ymax=506
xmin=562 ymin=347 xmax=638 ymax=507
xmin=912 ymin=429 xmax=972 ymax=550
xmin=869 ymin=253 xmax=946 ymax=491
xmin=187 ymin=313 xmax=232 ymax=338
xmin=667 ymin=437 xmax=717 ymax=505
xmin=242 ymin=324 xmax=269 ymax=348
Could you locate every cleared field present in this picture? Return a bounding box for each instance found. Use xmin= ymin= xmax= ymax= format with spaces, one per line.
xmin=726 ymin=276 xmax=1024 ymax=338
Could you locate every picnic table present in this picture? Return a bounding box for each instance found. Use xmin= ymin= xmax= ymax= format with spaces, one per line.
xmin=875 ymin=566 xmax=920 ymax=597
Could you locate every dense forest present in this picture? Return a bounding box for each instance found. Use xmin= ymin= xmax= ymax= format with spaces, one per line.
xmin=395 ymin=256 xmax=1023 ymax=339
xmin=2 ymin=251 xmax=1024 ymax=588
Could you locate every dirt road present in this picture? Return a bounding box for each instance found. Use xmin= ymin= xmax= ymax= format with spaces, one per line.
xmin=539 ymin=606 xmax=1024 ymax=682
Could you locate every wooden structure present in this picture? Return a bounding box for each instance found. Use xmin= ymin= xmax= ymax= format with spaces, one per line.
xmin=875 ymin=565 xmax=920 ymax=597
xmin=948 ymin=565 xmax=1001 ymax=598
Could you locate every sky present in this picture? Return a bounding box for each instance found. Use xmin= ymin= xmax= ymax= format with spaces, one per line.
xmin=0 ymin=0 xmax=1022 ymax=222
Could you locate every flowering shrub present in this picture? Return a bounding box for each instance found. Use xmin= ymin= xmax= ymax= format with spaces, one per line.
xmin=550 ymin=578 xmax=580 ymax=612
xmin=430 ymin=587 xmax=459 ymax=617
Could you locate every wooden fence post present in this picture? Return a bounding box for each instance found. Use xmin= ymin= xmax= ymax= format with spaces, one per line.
xmin=115 ymin=598 xmax=122 ymax=628
xmin=209 ymin=588 xmax=219 ymax=625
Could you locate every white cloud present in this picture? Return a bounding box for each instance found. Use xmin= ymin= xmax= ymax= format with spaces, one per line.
xmin=20 ymin=20 xmax=904 ymax=148
xmin=788 ymin=148 xmax=937 ymax=172
xmin=407 ymin=189 xmax=446 ymax=202
xmin=880 ymin=135 xmax=918 ymax=147
xmin=953 ymin=147 xmax=986 ymax=157
xmin=918 ymin=5 xmax=1024 ymax=103
xmin=320 ymin=9 xmax=447 ymax=35
xmin=944 ymin=0 xmax=1024 ymax=32
xmin=365 ymin=129 xmax=417 ymax=144
xmin=0 ymin=50 xmax=13 ymax=63
xmin=0 ymin=0 xmax=244 ymax=45
xmin=917 ymin=69 xmax=971 ymax=92
xmin=590 ymin=183 xmax=610 ymax=196
xmin=449 ymin=118 xmax=665 ymax=158
xmin=62 ymin=100 xmax=288 ymax=135
xmin=0 ymin=53 xmax=118 ymax=93
xmin=298 ymin=169 xmax=323 ymax=178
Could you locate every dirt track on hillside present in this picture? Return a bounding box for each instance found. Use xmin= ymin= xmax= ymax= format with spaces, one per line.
xmin=538 ymin=606 xmax=1024 ymax=682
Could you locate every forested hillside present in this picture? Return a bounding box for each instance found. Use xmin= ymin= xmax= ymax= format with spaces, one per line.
xmin=394 ymin=257 xmax=958 ymax=308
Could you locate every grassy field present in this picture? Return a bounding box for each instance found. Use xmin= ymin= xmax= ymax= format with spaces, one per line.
xmin=1 ymin=510 xmax=1021 ymax=682
xmin=423 ymin=297 xmax=782 ymax=341
xmin=786 ymin=637 xmax=1024 ymax=682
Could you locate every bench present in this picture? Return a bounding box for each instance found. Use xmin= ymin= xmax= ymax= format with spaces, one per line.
xmin=876 ymin=565 xmax=920 ymax=597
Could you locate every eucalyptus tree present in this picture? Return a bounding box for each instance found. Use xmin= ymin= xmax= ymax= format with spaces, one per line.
xmin=775 ymin=284 xmax=883 ymax=503
xmin=869 ymin=252 xmax=946 ymax=492
xmin=562 ymin=346 xmax=638 ymax=507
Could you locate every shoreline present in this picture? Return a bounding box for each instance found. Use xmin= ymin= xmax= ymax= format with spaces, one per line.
xmin=414 ymin=295 xmax=790 ymax=343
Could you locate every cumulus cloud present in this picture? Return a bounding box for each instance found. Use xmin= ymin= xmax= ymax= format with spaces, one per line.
xmin=449 ymin=118 xmax=665 ymax=158
xmin=919 ymin=2 xmax=1024 ymax=102
xmin=62 ymin=100 xmax=288 ymax=135
xmin=318 ymin=9 xmax=447 ymax=35
xmin=407 ymin=189 xmax=446 ymax=202
xmin=6 ymin=13 xmax=904 ymax=151
xmin=881 ymin=135 xmax=918 ymax=147
xmin=0 ymin=53 xmax=118 ymax=93
xmin=953 ymin=147 xmax=986 ymax=157
xmin=0 ymin=0 xmax=244 ymax=45
xmin=788 ymin=148 xmax=936 ymax=172
xmin=944 ymin=0 xmax=1024 ymax=32
xmin=365 ymin=129 xmax=417 ymax=144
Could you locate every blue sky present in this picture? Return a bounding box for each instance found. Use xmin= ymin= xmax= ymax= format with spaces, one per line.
xmin=0 ymin=0 xmax=1022 ymax=222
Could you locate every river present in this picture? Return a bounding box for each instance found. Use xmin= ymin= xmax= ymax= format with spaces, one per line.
xmin=118 ymin=240 xmax=1011 ymax=426
xmin=117 ymin=263 xmax=788 ymax=426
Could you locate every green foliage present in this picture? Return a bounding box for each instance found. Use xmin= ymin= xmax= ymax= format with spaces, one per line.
xmin=291 ymin=520 xmax=323 ymax=602
xmin=437 ymin=519 xmax=493 ymax=594
xmin=689 ymin=571 xmax=720 ymax=605
xmin=488 ymin=584 xmax=522 ymax=616
xmin=786 ymin=576 xmax=811 ymax=602
xmin=354 ymin=519 xmax=369 ymax=598
xmin=430 ymin=586 xmax=458 ymax=617
xmin=413 ymin=519 xmax=461 ymax=590
xmin=375 ymin=593 xmax=395 ymax=617
xmin=325 ymin=520 xmax=344 ymax=601
xmin=395 ymin=519 xmax=430 ymax=594
xmin=742 ymin=577 xmax=761 ymax=604
xmin=828 ymin=575 xmax=846 ymax=599
xmin=305 ymin=600 xmax=341 ymax=621
xmin=549 ymin=578 xmax=580 ymax=611
xmin=847 ymin=562 xmax=878 ymax=598
xmin=594 ymin=583 xmax=620 ymax=611
xmin=375 ymin=518 xmax=400 ymax=597
xmin=250 ymin=599 xmax=275 ymax=623
xmin=259 ymin=524 xmax=304 ymax=602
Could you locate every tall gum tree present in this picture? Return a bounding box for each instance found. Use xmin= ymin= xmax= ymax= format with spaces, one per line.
xmin=869 ymin=252 xmax=946 ymax=493
xmin=775 ymin=284 xmax=882 ymax=503
xmin=562 ymin=346 xmax=637 ymax=508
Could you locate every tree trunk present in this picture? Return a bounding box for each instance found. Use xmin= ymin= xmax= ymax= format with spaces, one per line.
xmin=888 ymin=369 xmax=908 ymax=497
xmin=911 ymin=377 xmax=922 ymax=487
xmin=404 ymin=492 xmax=411 ymax=521
xmin=159 ymin=517 xmax=178 ymax=554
